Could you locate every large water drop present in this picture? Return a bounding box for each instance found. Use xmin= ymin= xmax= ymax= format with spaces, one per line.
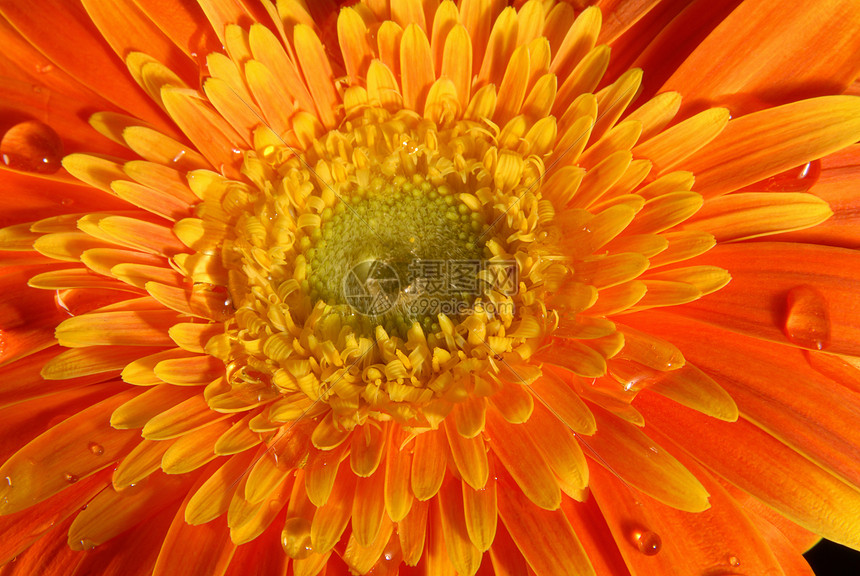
xmin=744 ymin=160 xmax=821 ymax=193
xmin=632 ymin=529 xmax=662 ymax=556
xmin=0 ymin=120 xmax=64 ymax=174
xmin=783 ymin=285 xmax=831 ymax=350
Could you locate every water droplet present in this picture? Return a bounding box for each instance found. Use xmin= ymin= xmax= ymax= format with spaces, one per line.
xmin=172 ymin=149 xmax=186 ymax=163
xmin=728 ymin=555 xmax=740 ymax=567
xmin=632 ymin=529 xmax=661 ymax=556
xmin=88 ymin=442 xmax=104 ymax=456
xmin=64 ymin=473 xmax=79 ymax=484
xmin=78 ymin=539 xmax=96 ymax=550
xmin=282 ymin=517 xmax=313 ymax=559
xmin=745 ymin=160 xmax=821 ymax=193
xmin=784 ymin=285 xmax=830 ymax=350
xmin=36 ymin=63 xmax=54 ymax=74
xmin=0 ymin=120 xmax=63 ymax=174
xmin=4 ymin=476 xmax=11 ymax=487
xmin=60 ymin=198 xmax=73 ymax=207
xmin=54 ymin=290 xmax=75 ymax=317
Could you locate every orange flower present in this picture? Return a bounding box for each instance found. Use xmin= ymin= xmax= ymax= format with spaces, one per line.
xmin=0 ymin=1 xmax=859 ymax=575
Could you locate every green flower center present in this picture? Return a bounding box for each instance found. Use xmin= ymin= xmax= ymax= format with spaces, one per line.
xmin=304 ymin=174 xmax=487 ymax=336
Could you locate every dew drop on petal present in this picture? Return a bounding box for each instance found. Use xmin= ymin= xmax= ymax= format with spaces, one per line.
xmin=632 ymin=529 xmax=662 ymax=556
xmin=4 ymin=476 xmax=11 ymax=487
xmin=282 ymin=517 xmax=313 ymax=559
xmin=783 ymin=285 xmax=831 ymax=350
xmin=746 ymin=160 xmax=821 ymax=193
xmin=64 ymin=473 xmax=79 ymax=484
xmin=0 ymin=120 xmax=64 ymax=174
xmin=87 ymin=442 xmax=104 ymax=456
xmin=728 ymin=555 xmax=741 ymax=567
xmin=79 ymin=539 xmax=96 ymax=550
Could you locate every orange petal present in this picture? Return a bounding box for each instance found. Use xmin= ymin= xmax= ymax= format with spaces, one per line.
xmin=113 ymin=438 xmax=175 ymax=489
xmin=310 ymin=462 xmax=356 ymax=554
xmin=0 ymin=0 xmax=167 ymax=127
xmin=443 ymin=419 xmax=488 ymax=490
xmin=662 ymin=0 xmax=860 ymax=115
xmin=476 ymin=6 xmax=516 ymax=87
xmin=384 ymin=426 xmax=414 ymax=522
xmin=676 ymin=242 xmax=860 ymax=356
xmin=351 ymin=469 xmax=386 ymax=548
xmin=162 ymin=419 xmax=232 ymax=475
xmin=588 ymin=432 xmax=789 ymax=576
xmin=185 ymin=450 xmax=255 ymax=526
xmin=521 ymin=401 xmax=588 ymax=499
xmin=337 ymin=7 xmax=374 ymax=85
xmin=585 ymin=404 xmax=711 ymax=512
xmin=293 ymin=24 xmax=339 ymax=128
xmin=39 ymin=345 xmax=164 ymax=380
xmin=437 ymin=477 xmax=482 ymax=575
xmin=304 ymin=443 xmax=348 ymax=507
xmin=632 ymin=107 xmax=730 ymax=173
xmin=152 ymin=462 xmax=237 ymax=576
xmin=350 ymin=422 xmax=386 ymax=477
xmin=684 ymin=96 xmax=860 ymax=198
xmin=485 ymin=408 xmax=560 ymax=511
xmin=561 ymin=495 xmax=631 ymax=576
xmin=638 ymin=392 xmax=860 ymax=549
xmin=0 ymin=467 xmax=110 ymax=565
xmin=56 ymin=310 xmax=178 ymax=348
xmin=68 ymin=470 xmax=195 ymax=550
xmin=160 ymin=86 xmax=245 ymax=176
xmin=81 ymin=0 xmax=196 ymax=85
xmin=142 ymin=394 xmax=231 ymax=440
xmin=529 ymin=368 xmax=597 ymax=435
xmin=110 ymin=383 xmax=200 ymax=429
xmin=0 ymin=388 xmax=141 ymax=514
xmin=648 ymin=362 xmax=738 ymax=422
xmin=410 ymin=430 xmax=446 ymax=501
xmin=441 ymin=24 xmax=471 ymax=110
xmin=496 ymin=468 xmax=595 ymax=576
xmin=633 ymin=311 xmax=860 ymax=489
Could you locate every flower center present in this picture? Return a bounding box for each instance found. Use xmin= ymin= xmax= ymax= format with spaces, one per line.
xmin=305 ymin=175 xmax=486 ymax=336
xmin=203 ymin=106 xmax=570 ymax=430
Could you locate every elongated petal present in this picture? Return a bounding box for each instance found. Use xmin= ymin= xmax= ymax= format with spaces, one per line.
xmin=496 ymin=470 xmax=595 ymax=576
xmin=584 ymin=405 xmax=711 ymax=512
xmin=677 ymin=242 xmax=860 ymax=356
xmin=662 ymin=0 xmax=860 ymax=114
xmin=0 ymin=388 xmax=140 ymax=513
xmin=684 ymin=96 xmax=860 ymax=198
xmin=639 ymin=392 xmax=860 ymax=549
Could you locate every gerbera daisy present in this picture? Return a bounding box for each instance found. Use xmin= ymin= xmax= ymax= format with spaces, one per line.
xmin=0 ymin=0 xmax=859 ymax=575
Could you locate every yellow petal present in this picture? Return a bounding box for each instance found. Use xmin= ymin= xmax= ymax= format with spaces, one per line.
xmin=485 ymin=409 xmax=560 ymax=511
xmin=684 ymin=192 xmax=833 ymax=242
xmin=410 ymin=430 xmax=446 ymax=501
xmin=400 ymin=23 xmax=435 ymax=112
xmin=162 ymin=420 xmax=231 ymax=474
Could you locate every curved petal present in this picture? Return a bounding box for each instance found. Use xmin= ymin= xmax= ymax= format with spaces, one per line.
xmin=628 ymin=311 xmax=860 ymax=489
xmin=673 ymin=242 xmax=860 ymax=356
xmin=661 ymin=0 xmax=860 ymax=115
xmin=637 ymin=392 xmax=860 ymax=550
xmin=588 ymin=433 xmax=788 ymax=576
xmin=683 ymin=96 xmax=860 ymax=198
